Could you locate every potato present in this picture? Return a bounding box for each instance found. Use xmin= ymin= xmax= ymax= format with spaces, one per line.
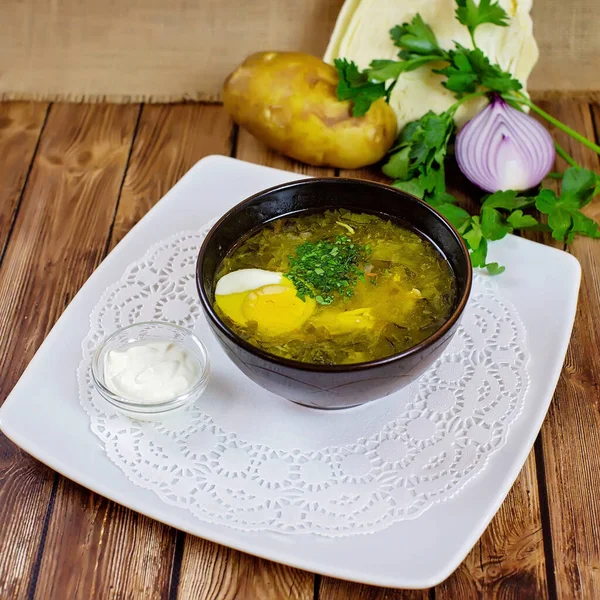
xmin=222 ymin=52 xmax=397 ymax=169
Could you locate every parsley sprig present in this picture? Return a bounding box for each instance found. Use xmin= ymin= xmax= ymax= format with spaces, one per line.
xmin=423 ymin=165 xmax=600 ymax=273
xmin=384 ymin=102 xmax=463 ymax=204
xmin=384 ymin=101 xmax=600 ymax=272
xmin=333 ymin=1 xmax=521 ymax=115
xmin=284 ymin=236 xmax=369 ymax=305
xmin=334 ymin=58 xmax=395 ymax=117
xmin=455 ymin=0 xmax=510 ymax=47
xmin=351 ymin=0 xmax=521 ymax=97
xmin=333 ymin=0 xmax=600 ymax=273
xmin=535 ymin=168 xmax=600 ymax=243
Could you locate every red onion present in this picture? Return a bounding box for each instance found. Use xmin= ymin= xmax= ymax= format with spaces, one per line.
xmin=455 ymin=96 xmax=555 ymax=192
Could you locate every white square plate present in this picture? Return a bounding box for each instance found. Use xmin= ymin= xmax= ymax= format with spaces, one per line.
xmin=0 ymin=156 xmax=580 ymax=588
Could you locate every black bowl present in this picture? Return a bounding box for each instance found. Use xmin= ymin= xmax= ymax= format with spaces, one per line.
xmin=196 ymin=178 xmax=472 ymax=409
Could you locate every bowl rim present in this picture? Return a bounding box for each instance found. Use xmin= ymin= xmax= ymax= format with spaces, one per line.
xmin=196 ymin=177 xmax=472 ymax=373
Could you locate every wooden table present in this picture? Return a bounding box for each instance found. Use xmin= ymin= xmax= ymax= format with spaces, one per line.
xmin=0 ymin=99 xmax=599 ymax=600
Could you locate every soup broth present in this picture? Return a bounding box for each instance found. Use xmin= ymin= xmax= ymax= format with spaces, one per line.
xmin=213 ymin=209 xmax=456 ymax=365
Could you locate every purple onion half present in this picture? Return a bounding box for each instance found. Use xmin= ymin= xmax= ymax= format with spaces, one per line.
xmin=455 ymin=96 xmax=555 ymax=192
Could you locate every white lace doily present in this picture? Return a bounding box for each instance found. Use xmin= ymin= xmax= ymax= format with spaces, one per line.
xmin=78 ymin=223 xmax=530 ymax=537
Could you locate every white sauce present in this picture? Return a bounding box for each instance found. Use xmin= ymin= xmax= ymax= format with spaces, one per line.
xmin=104 ymin=341 xmax=199 ymax=403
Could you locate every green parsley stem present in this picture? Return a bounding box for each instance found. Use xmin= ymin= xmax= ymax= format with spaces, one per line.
xmin=544 ymin=171 xmax=564 ymax=180
xmin=511 ymin=93 xmax=600 ymax=156
xmin=554 ymin=140 xmax=580 ymax=169
xmin=448 ymin=91 xmax=488 ymax=114
xmin=438 ymin=161 xmax=447 ymax=193
xmin=468 ymin=29 xmax=478 ymax=50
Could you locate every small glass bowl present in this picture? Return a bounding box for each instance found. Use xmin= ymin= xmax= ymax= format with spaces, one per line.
xmin=91 ymin=322 xmax=210 ymax=420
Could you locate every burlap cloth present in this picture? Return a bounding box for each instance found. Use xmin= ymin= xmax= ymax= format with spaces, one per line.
xmin=0 ymin=0 xmax=598 ymax=103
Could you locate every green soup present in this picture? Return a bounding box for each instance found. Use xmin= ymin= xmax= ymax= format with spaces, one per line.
xmin=214 ymin=209 xmax=457 ymax=365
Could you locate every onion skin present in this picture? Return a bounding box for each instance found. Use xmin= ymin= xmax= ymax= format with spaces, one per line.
xmin=455 ymin=96 xmax=555 ymax=193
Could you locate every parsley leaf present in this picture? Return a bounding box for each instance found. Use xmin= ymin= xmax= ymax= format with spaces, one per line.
xmin=463 ymin=215 xmax=484 ymax=249
xmin=569 ymin=212 xmax=600 ymax=243
xmin=334 ymin=58 xmax=366 ymax=87
xmin=506 ymin=210 xmax=538 ymax=228
xmin=367 ymin=56 xmax=443 ymax=82
xmin=437 ymin=209 xmax=506 ymax=274
xmin=434 ymin=206 xmax=492 ymax=269
xmin=423 ymin=114 xmax=451 ymax=153
xmin=486 ymin=262 xmax=505 ymax=275
xmin=455 ymin=0 xmax=509 ymax=43
xmin=392 ymin=173 xmax=435 ymax=199
xmin=436 ymin=203 xmax=471 ymax=229
xmin=407 ymin=167 xmax=542 ymax=275
xmin=367 ymin=60 xmax=407 ymax=82
xmin=560 ymin=166 xmax=598 ymax=207
xmin=383 ymin=110 xmax=455 ymax=204
xmin=482 ymin=190 xmax=534 ymax=210
xmin=403 ymin=111 xmax=454 ymax=171
xmin=334 ymin=58 xmax=388 ymax=117
xmin=382 ymin=146 xmax=410 ymax=179
xmin=468 ymin=237 xmax=487 ymax=268
xmin=434 ymin=46 xmax=521 ymax=96
xmin=436 ymin=48 xmax=479 ymax=94
xmin=428 ymin=187 xmax=459 ymax=207
xmin=390 ymin=15 xmax=447 ymax=60
xmin=481 ymin=207 xmax=512 ymax=240
xmin=535 ymin=167 xmax=600 ymax=242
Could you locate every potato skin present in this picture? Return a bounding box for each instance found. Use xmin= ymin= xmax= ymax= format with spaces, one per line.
xmin=222 ymin=52 xmax=397 ymax=169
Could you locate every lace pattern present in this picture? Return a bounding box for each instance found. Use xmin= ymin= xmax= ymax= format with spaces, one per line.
xmin=78 ymin=224 xmax=530 ymax=536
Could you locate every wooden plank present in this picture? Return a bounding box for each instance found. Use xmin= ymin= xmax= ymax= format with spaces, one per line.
xmin=32 ymin=104 xmax=235 ymax=600
xmin=319 ymin=579 xmax=428 ymax=600
xmin=109 ymin=103 xmax=234 ymax=250
xmin=0 ymin=102 xmax=49 ymax=262
xmin=0 ymin=439 xmax=56 ymax=600
xmin=436 ymin=454 xmax=547 ymax=599
xmin=178 ymin=538 xmax=314 ymax=600
xmin=0 ymin=100 xmax=50 ymax=600
xmin=532 ymin=100 xmax=600 ymax=600
xmin=34 ymin=484 xmax=177 ymax=600
xmin=0 ymin=103 xmax=139 ymax=599
xmin=176 ymin=125 xmax=331 ymax=600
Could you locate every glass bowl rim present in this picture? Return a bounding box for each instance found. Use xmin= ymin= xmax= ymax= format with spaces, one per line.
xmin=90 ymin=321 xmax=210 ymax=413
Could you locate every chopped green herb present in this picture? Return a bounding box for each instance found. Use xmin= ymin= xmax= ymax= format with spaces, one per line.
xmin=284 ymin=235 xmax=370 ymax=304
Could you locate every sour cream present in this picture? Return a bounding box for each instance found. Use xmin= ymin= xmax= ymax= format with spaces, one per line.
xmin=104 ymin=341 xmax=199 ymax=403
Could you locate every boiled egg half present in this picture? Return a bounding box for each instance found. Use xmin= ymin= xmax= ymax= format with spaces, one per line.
xmin=215 ymin=269 xmax=316 ymax=336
